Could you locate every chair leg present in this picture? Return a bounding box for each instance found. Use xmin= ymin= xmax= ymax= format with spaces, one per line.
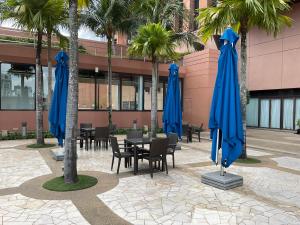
xmin=80 ymin=139 xmax=83 ymax=148
xmin=117 ymin=158 xmax=121 ymax=174
xmin=165 ymin=157 xmax=168 ymax=175
xmin=149 ymin=160 xmax=153 ymax=178
xmin=111 ymin=156 xmax=114 ymax=171
xmin=172 ymin=153 xmax=175 ymax=168
xmin=198 ymin=132 xmax=201 ymax=142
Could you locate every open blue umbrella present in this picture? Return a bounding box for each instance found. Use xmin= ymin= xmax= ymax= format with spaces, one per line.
xmin=163 ymin=63 xmax=182 ymax=138
xmin=209 ymin=28 xmax=244 ymax=168
xmin=48 ymin=51 xmax=69 ymax=146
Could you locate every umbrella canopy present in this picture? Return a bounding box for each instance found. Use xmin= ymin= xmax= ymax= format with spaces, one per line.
xmin=163 ymin=63 xmax=182 ymax=138
xmin=208 ymin=28 xmax=244 ymax=168
xmin=48 ymin=51 xmax=69 ymax=146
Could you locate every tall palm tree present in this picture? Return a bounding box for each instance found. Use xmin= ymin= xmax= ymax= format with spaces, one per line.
xmin=1 ymin=0 xmax=54 ymax=145
xmin=133 ymin=0 xmax=196 ymax=46
xmin=197 ymin=0 xmax=292 ymax=158
xmin=83 ymin=0 xmax=134 ymax=127
xmin=43 ymin=0 xmax=67 ymax=112
xmin=64 ymin=0 xmax=89 ymax=183
xmin=128 ymin=23 xmax=177 ymax=137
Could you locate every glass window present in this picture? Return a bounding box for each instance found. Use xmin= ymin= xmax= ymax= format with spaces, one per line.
xmin=78 ymin=76 xmax=95 ymax=109
xmin=246 ymin=98 xmax=259 ymax=127
xmin=1 ymin=63 xmax=35 ymax=109
xmin=122 ymin=78 xmax=136 ymax=110
xmin=96 ymin=74 xmax=120 ymax=110
xmin=42 ymin=66 xmax=55 ymax=109
xmin=260 ymin=99 xmax=270 ymax=128
xmin=296 ymin=99 xmax=300 ymax=129
xmin=283 ymin=99 xmax=294 ymax=130
xmin=270 ymin=99 xmax=281 ymax=129
xmin=144 ymin=79 xmax=164 ymax=110
xmin=136 ymin=76 xmax=143 ymax=111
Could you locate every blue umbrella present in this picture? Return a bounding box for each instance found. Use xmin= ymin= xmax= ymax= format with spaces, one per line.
xmin=48 ymin=51 xmax=69 ymax=146
xmin=163 ymin=63 xmax=182 ymax=138
xmin=209 ymin=28 xmax=244 ymax=168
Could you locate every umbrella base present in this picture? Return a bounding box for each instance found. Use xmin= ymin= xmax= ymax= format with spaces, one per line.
xmin=201 ymin=171 xmax=243 ymax=190
xmin=51 ymin=148 xmax=64 ymax=161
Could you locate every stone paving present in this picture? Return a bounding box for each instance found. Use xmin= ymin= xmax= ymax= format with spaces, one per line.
xmin=0 ymin=129 xmax=300 ymax=225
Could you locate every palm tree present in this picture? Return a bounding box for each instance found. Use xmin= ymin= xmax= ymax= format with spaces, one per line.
xmin=128 ymin=23 xmax=177 ymax=137
xmin=43 ymin=0 xmax=67 ymax=112
xmin=64 ymin=0 xmax=89 ymax=183
xmin=1 ymin=0 xmax=54 ymax=145
xmin=83 ymin=0 xmax=134 ymax=127
xmin=133 ymin=0 xmax=196 ymax=47
xmin=197 ymin=0 xmax=292 ymax=158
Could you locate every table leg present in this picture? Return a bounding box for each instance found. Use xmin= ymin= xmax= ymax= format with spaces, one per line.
xmin=85 ymin=132 xmax=88 ymax=151
xmin=134 ymin=144 xmax=138 ymax=175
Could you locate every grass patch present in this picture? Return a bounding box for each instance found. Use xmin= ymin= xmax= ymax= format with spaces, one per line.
xmin=43 ymin=175 xmax=98 ymax=192
xmin=236 ymin=157 xmax=261 ymax=164
xmin=27 ymin=143 xmax=56 ymax=148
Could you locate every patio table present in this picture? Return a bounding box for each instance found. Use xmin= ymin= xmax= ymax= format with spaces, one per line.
xmin=81 ymin=127 xmax=95 ymax=150
xmin=125 ymin=137 xmax=152 ymax=175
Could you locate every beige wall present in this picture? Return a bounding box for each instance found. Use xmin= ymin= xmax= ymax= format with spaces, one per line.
xmin=248 ymin=3 xmax=300 ymax=91
xmin=182 ymin=49 xmax=219 ymax=129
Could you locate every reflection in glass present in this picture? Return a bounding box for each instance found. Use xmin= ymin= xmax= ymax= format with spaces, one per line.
xmin=42 ymin=66 xmax=55 ymax=109
xmin=246 ymin=98 xmax=259 ymax=127
xmin=122 ymin=78 xmax=137 ymax=110
xmin=78 ymin=77 xmax=95 ymax=109
xmin=296 ymin=99 xmax=300 ymax=129
xmin=270 ymin=99 xmax=281 ymax=128
xmin=283 ymin=99 xmax=294 ymax=130
xmin=260 ymin=99 xmax=269 ymax=128
xmin=97 ymin=75 xmax=120 ymax=110
xmin=144 ymin=79 xmax=164 ymax=110
xmin=1 ymin=63 xmax=35 ymax=109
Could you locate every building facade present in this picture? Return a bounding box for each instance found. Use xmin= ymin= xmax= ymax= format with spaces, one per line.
xmin=0 ymin=1 xmax=300 ymax=132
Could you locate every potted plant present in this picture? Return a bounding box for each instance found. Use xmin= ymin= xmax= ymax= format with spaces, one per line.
xmin=296 ymin=119 xmax=300 ymax=134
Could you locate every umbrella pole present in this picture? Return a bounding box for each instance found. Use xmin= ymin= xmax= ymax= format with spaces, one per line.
xmin=215 ymin=129 xmax=219 ymax=165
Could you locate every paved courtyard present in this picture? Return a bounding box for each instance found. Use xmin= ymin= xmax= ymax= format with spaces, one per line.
xmin=0 ymin=129 xmax=300 ymax=225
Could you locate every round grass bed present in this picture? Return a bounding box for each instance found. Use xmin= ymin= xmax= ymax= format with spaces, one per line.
xmin=27 ymin=143 xmax=56 ymax=148
xmin=43 ymin=175 xmax=98 ymax=192
xmin=236 ymin=157 xmax=261 ymax=164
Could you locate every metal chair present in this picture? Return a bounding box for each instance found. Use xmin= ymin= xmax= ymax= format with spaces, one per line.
xmin=80 ymin=123 xmax=92 ymax=148
xmin=191 ymin=123 xmax=204 ymax=142
xmin=94 ymin=127 xmax=109 ymax=149
xmin=167 ymin=133 xmax=178 ymax=168
xmin=182 ymin=124 xmax=191 ymax=143
xmin=110 ymin=136 xmax=133 ymax=174
xmin=142 ymin=138 xmax=169 ymax=178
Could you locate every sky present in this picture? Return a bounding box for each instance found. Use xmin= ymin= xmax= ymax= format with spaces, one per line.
xmin=1 ymin=20 xmax=106 ymax=42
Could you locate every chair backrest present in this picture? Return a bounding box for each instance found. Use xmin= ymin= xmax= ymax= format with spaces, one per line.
xmin=168 ymin=133 xmax=178 ymax=147
xmin=150 ymin=138 xmax=169 ymax=157
xmin=182 ymin=124 xmax=189 ymax=134
xmin=126 ymin=130 xmax=143 ymax=139
xmin=95 ymin=127 xmax=109 ymax=139
xmin=110 ymin=136 xmax=120 ymax=156
xmin=80 ymin=123 xmax=92 ymax=129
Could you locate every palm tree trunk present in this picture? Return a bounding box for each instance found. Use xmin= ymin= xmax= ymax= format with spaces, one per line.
xmin=64 ymin=0 xmax=78 ymax=184
xmin=239 ymin=27 xmax=248 ymax=159
xmin=36 ymin=30 xmax=44 ymax=145
xmin=47 ymin=31 xmax=53 ymax=112
xmin=151 ymin=59 xmax=158 ymax=138
xmin=107 ymin=37 xmax=112 ymax=127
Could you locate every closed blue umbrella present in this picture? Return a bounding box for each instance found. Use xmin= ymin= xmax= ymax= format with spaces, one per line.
xmin=48 ymin=51 xmax=69 ymax=146
xmin=209 ymin=28 xmax=244 ymax=168
xmin=163 ymin=63 xmax=182 ymax=138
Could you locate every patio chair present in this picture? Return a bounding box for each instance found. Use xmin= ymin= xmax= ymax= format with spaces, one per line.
xmin=94 ymin=127 xmax=109 ymax=149
xmin=110 ymin=136 xmax=134 ymax=174
xmin=125 ymin=130 xmax=144 ymax=166
xmin=76 ymin=128 xmax=84 ymax=148
xmin=109 ymin=124 xmax=117 ymax=136
xmin=191 ymin=123 xmax=204 ymax=142
xmin=80 ymin=123 xmax=93 ymax=146
xmin=142 ymin=138 xmax=169 ymax=178
xmin=182 ymin=124 xmax=191 ymax=143
xmin=167 ymin=133 xmax=178 ymax=168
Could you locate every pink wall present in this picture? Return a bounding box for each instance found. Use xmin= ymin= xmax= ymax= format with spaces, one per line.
xmin=182 ymin=49 xmax=219 ymax=129
xmin=0 ymin=111 xmax=163 ymax=131
xmin=248 ymin=3 xmax=300 ymax=90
